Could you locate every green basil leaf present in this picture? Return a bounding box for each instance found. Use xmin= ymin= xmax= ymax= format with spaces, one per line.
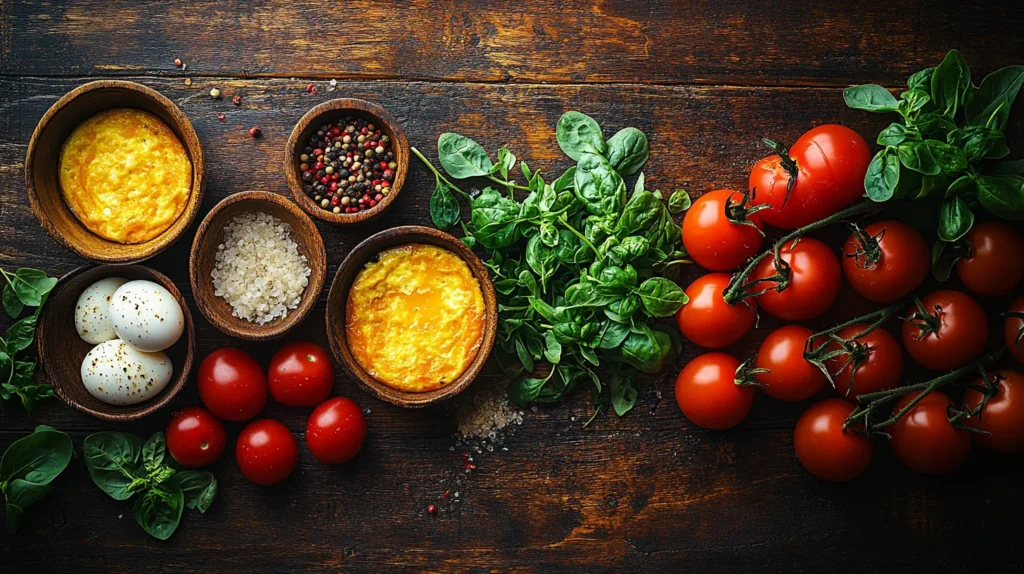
xmin=965 ymin=65 xmax=1024 ymax=131
xmin=843 ymin=84 xmax=899 ymax=112
xmin=930 ymin=49 xmax=971 ymax=117
xmin=133 ymin=483 xmax=184 ymax=541
xmin=923 ymin=139 xmax=967 ymax=173
xmin=5 ymin=479 xmax=54 ymax=533
xmin=620 ymin=329 xmax=666 ymax=374
xmin=609 ymin=371 xmax=638 ymax=416
xmin=437 ymin=133 xmax=493 ymax=179
xmin=556 ymin=111 xmax=606 ymax=161
xmin=2 ymin=285 xmax=23 ymax=319
xmin=977 ymin=175 xmax=1024 ymax=220
xmin=897 ymin=141 xmax=940 ymax=175
xmin=937 ymin=196 xmax=975 ymax=241
xmin=963 ymin=127 xmax=1010 ymax=162
xmin=908 ymin=67 xmax=934 ymax=90
xmin=508 ymin=376 xmax=548 ymax=404
xmin=542 ymin=331 xmax=562 ymax=364
xmin=605 ymin=127 xmax=648 ymax=175
xmin=429 ymin=183 xmax=461 ymax=230
xmin=10 ymin=269 xmax=57 ymax=308
xmin=912 ymin=112 xmax=958 ymax=138
xmin=899 ymin=88 xmax=931 ymax=113
xmin=864 ymin=149 xmax=901 ymax=201
xmin=5 ymin=315 xmax=37 ymax=353
xmin=0 ymin=427 xmax=72 ymax=485
xmin=876 ymin=123 xmax=909 ymax=146
xmin=142 ymin=433 xmax=166 ymax=474
xmin=668 ymin=190 xmax=691 ymax=214
xmin=945 ymin=174 xmax=976 ymax=198
xmin=597 ymin=321 xmax=631 ymax=350
xmin=637 ymin=277 xmax=687 ymax=317
xmin=574 ymin=152 xmax=625 ymax=217
xmin=171 ymin=471 xmax=218 ymax=513
xmin=514 ymin=338 xmax=535 ymax=374
xmin=84 ymin=432 xmax=145 ymax=501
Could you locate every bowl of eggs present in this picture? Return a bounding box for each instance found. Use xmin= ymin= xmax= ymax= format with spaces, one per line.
xmin=36 ymin=265 xmax=194 ymax=421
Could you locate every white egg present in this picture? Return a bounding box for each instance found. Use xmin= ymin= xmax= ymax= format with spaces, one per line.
xmin=109 ymin=280 xmax=184 ymax=352
xmin=74 ymin=277 xmax=128 ymax=344
xmin=80 ymin=339 xmax=173 ymax=406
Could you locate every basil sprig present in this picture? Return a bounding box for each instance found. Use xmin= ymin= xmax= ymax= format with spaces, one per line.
xmin=1 ymin=425 xmax=73 ymax=533
xmin=0 ymin=267 xmax=58 ymax=415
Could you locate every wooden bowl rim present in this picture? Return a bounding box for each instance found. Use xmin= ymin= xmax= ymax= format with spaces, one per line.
xmin=24 ymin=79 xmax=206 ymax=264
xmin=189 ymin=190 xmax=327 ymax=341
xmin=38 ymin=264 xmax=196 ymax=421
xmin=325 ymin=225 xmax=498 ymax=408
xmin=283 ymin=98 xmax=409 ymax=225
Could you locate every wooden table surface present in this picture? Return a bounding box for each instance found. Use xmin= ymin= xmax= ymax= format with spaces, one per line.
xmin=2 ymin=2 xmax=1024 ymax=572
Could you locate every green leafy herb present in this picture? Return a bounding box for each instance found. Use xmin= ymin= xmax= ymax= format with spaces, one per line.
xmin=1 ymin=425 xmax=72 ymax=533
xmin=556 ymin=111 xmax=606 ymax=160
xmin=0 ymin=267 xmax=58 ymax=415
xmin=668 ymin=190 xmax=691 ymax=214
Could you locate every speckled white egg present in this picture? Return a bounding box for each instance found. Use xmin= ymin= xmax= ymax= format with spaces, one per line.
xmin=109 ymin=280 xmax=184 ymax=352
xmin=74 ymin=277 xmax=128 ymax=344
xmin=80 ymin=339 xmax=173 ymax=406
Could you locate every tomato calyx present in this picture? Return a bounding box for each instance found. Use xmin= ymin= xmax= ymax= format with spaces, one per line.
xmin=842 ymin=223 xmax=884 ymax=270
xmin=759 ymin=137 xmax=799 ymax=206
xmin=1004 ymin=311 xmax=1024 ymax=346
xmin=950 ymin=371 xmax=1006 ymax=431
xmin=903 ymin=298 xmax=945 ymax=341
xmin=734 ymin=358 xmax=768 ymax=388
xmin=805 ymin=302 xmax=904 ymax=396
xmin=724 ymin=188 xmax=769 ymax=237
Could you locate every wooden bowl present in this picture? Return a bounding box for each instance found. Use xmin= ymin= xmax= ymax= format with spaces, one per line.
xmin=284 ymin=98 xmax=409 ymax=225
xmin=25 ymin=80 xmax=205 ymax=264
xmin=37 ymin=265 xmax=195 ymax=421
xmin=189 ymin=191 xmax=327 ymax=341
xmin=325 ymin=225 xmax=498 ymax=408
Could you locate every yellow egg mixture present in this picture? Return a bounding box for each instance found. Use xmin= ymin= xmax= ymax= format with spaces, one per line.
xmin=59 ymin=108 xmax=192 ymax=244
xmin=346 ymin=244 xmax=485 ymax=393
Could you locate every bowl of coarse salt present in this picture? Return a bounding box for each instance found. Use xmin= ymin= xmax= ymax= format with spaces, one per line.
xmin=189 ymin=191 xmax=326 ymax=340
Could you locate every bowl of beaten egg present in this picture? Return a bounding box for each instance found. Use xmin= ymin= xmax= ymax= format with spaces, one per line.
xmin=25 ymin=80 xmax=205 ymax=264
xmin=326 ymin=226 xmax=498 ymax=407
xmin=37 ymin=265 xmax=195 ymax=421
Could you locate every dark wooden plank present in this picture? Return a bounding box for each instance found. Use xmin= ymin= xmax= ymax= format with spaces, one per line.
xmin=2 ymin=1 xmax=1023 ymax=87
xmin=1 ymin=76 xmax=1023 ymax=573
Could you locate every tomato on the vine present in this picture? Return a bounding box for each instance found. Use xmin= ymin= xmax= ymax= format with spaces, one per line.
xmin=825 ymin=323 xmax=903 ymax=398
xmin=902 ymin=290 xmax=987 ymax=371
xmin=306 ymin=397 xmax=367 ymax=464
xmin=269 ymin=342 xmax=335 ymax=407
xmin=752 ymin=237 xmax=841 ymax=321
xmin=674 ymin=352 xmax=755 ymax=430
xmin=1006 ymin=296 xmax=1024 ymax=363
xmin=963 ymin=370 xmax=1024 ymax=454
xmin=755 ymin=325 xmax=826 ymax=402
xmin=165 ymin=407 xmax=226 ymax=468
xmin=236 ymin=419 xmax=299 ymax=486
xmin=676 ymin=273 xmax=756 ymax=348
xmin=889 ymin=391 xmax=971 ymax=475
xmin=198 ymin=348 xmax=268 ymax=422
xmin=682 ymin=189 xmax=764 ymax=271
xmin=841 ymin=220 xmax=929 ymax=303
xmin=955 ymin=221 xmax=1024 ymax=296
xmin=748 ymin=124 xmax=872 ymax=229
xmin=793 ymin=399 xmax=873 ymax=482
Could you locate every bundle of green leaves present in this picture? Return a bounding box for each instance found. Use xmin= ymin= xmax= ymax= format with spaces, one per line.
xmin=0 ymin=267 xmax=58 ymax=415
xmin=412 ymin=111 xmax=690 ymax=416
xmin=1 ymin=425 xmax=72 ymax=533
xmin=844 ymin=49 xmax=1024 ymax=252
xmin=84 ymin=432 xmax=217 ymax=540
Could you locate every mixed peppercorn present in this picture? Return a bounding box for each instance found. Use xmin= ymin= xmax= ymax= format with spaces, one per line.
xmin=299 ymin=116 xmax=396 ymax=215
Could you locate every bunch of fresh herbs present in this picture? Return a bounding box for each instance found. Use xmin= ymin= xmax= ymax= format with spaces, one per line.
xmin=1 ymin=425 xmax=72 ymax=533
xmin=412 ymin=111 xmax=690 ymax=416
xmin=0 ymin=267 xmax=58 ymax=415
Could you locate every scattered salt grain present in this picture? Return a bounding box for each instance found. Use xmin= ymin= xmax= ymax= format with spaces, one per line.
xmin=453 ymin=389 xmax=524 ymax=450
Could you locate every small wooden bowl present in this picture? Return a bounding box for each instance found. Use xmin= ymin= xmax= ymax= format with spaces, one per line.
xmin=325 ymin=226 xmax=498 ymax=408
xmin=284 ymin=98 xmax=409 ymax=225
xmin=189 ymin=191 xmax=327 ymax=341
xmin=25 ymin=80 xmax=205 ymax=264
xmin=37 ymin=265 xmax=195 ymax=421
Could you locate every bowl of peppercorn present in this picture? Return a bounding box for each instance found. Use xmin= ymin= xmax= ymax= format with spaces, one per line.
xmin=285 ymin=98 xmax=408 ymax=224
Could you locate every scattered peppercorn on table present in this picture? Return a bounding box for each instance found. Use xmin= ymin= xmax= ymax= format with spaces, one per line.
xmin=2 ymin=1 xmax=1024 ymax=572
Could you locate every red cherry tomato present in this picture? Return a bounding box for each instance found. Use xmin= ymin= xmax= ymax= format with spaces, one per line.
xmin=841 ymin=220 xmax=929 ymax=303
xmin=306 ymin=397 xmax=367 ymax=464
xmin=902 ymin=290 xmax=988 ymax=371
xmin=236 ymin=419 xmax=299 ymax=486
xmin=198 ymin=348 xmax=268 ymax=422
xmin=682 ymin=189 xmax=764 ymax=271
xmin=825 ymin=323 xmax=903 ymax=398
xmin=963 ymin=370 xmax=1024 ymax=453
xmin=676 ymin=273 xmax=756 ymax=348
xmin=753 ymin=237 xmax=841 ymax=321
xmin=755 ymin=325 xmax=826 ymax=402
xmin=955 ymin=221 xmax=1024 ymax=296
xmin=749 ymin=124 xmax=872 ymax=229
xmin=889 ymin=391 xmax=971 ymax=475
xmin=1006 ymin=296 xmax=1024 ymax=363
xmin=268 ymin=342 xmax=335 ymax=407
xmin=674 ymin=352 xmax=755 ymax=430
xmin=793 ymin=398 xmax=873 ymax=481
xmin=165 ymin=407 xmax=226 ymax=468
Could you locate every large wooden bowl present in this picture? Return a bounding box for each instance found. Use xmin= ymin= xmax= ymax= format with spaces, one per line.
xmin=284 ymin=98 xmax=409 ymax=225
xmin=189 ymin=191 xmax=327 ymax=341
xmin=25 ymin=80 xmax=205 ymax=264
xmin=325 ymin=226 xmax=498 ymax=408
xmin=37 ymin=265 xmax=195 ymax=421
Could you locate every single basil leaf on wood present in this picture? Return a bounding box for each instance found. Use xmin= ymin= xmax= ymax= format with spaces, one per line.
xmin=908 ymin=67 xmax=934 ymax=90
xmin=134 ymin=483 xmax=184 ymax=541
xmin=609 ymin=371 xmax=638 ymax=416
xmin=977 ymin=175 xmax=1024 ymax=220
xmin=864 ymin=149 xmax=901 ymax=201
xmin=843 ymin=84 xmax=899 ymax=112
xmin=668 ymin=190 xmax=691 ymax=214
xmin=897 ymin=141 xmax=940 ymax=175
xmin=5 ymin=479 xmax=54 ymax=532
xmin=963 ymin=127 xmax=1010 ymax=162
xmin=171 ymin=471 xmax=218 ymax=513
xmin=429 ymin=183 xmax=461 ymax=230
xmin=988 ymin=159 xmax=1024 ymax=176
xmin=930 ymin=49 xmax=972 ymax=118
xmin=84 ymin=432 xmax=145 ymax=501
xmin=574 ymin=152 xmax=625 ymax=217
xmin=923 ymin=139 xmax=968 ymax=173
xmin=0 ymin=427 xmax=73 ymax=485
xmin=437 ymin=133 xmax=493 ymax=178
xmin=876 ymin=123 xmax=908 ymax=146
xmin=937 ymin=196 xmax=975 ymax=241
xmin=965 ymin=65 xmax=1024 ymax=131
xmin=11 ymin=269 xmax=57 ymax=308
xmin=637 ymin=277 xmax=686 ymax=317
xmin=556 ymin=111 xmax=606 ymax=161
xmin=605 ymin=127 xmax=648 ymax=175
xmin=5 ymin=315 xmax=37 ymax=353
xmin=2 ymin=284 xmax=23 ymax=319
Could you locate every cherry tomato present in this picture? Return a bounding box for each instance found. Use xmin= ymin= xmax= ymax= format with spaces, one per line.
xmin=753 ymin=237 xmax=841 ymax=321
xmin=676 ymin=273 xmax=756 ymax=348
xmin=825 ymin=323 xmax=903 ymax=398
xmin=749 ymin=124 xmax=872 ymax=229
xmin=236 ymin=419 xmax=299 ymax=486
xmin=1006 ymin=296 xmax=1024 ymax=363
xmin=755 ymin=325 xmax=826 ymax=402
xmin=902 ymin=290 xmax=987 ymax=371
xmin=841 ymin=220 xmax=929 ymax=303
xmin=955 ymin=221 xmax=1024 ymax=296
xmin=793 ymin=398 xmax=873 ymax=481
xmin=674 ymin=352 xmax=755 ymax=430
xmin=165 ymin=407 xmax=226 ymax=468
xmin=197 ymin=348 xmax=268 ymax=422
xmin=268 ymin=342 xmax=335 ymax=407
xmin=306 ymin=397 xmax=367 ymax=464
xmin=889 ymin=391 xmax=971 ymax=475
xmin=963 ymin=370 xmax=1024 ymax=453
xmin=682 ymin=189 xmax=764 ymax=271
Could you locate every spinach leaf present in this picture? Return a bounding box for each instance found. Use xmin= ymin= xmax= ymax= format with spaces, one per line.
xmin=0 ymin=425 xmax=72 ymax=533
xmin=897 ymin=141 xmax=940 ymax=175
xmin=937 ymin=195 xmax=975 ymax=241
xmin=637 ymin=277 xmax=687 ymax=317
xmin=552 ymin=166 xmax=577 ymax=191
xmin=437 ymin=133 xmax=493 ymax=178
xmin=924 ymin=139 xmax=968 ymax=173
xmin=620 ymin=329 xmax=669 ymax=374
xmin=864 ymin=149 xmax=900 ymax=201
xmin=429 ymin=183 xmax=461 ymax=230
xmin=508 ymin=376 xmax=550 ymax=404
xmin=978 ymin=175 xmax=1024 ymax=220
xmin=668 ymin=190 xmax=691 ymax=214
xmin=965 ymin=65 xmax=1024 ymax=131
xmin=133 ymin=483 xmax=184 ymax=541
xmin=605 ymin=127 xmax=648 ymax=175
xmin=843 ymin=84 xmax=899 ymax=112
xmin=5 ymin=480 xmax=53 ymax=533
xmin=8 ymin=269 xmax=57 ymax=308
xmin=171 ymin=471 xmax=218 ymax=513
xmin=84 ymin=432 xmax=145 ymax=501
xmin=963 ymin=127 xmax=1010 ymax=162
xmin=574 ymin=152 xmax=625 ymax=217
xmin=556 ymin=111 xmax=606 ymax=160
xmin=908 ymin=67 xmax=934 ymax=90
xmin=542 ymin=331 xmax=562 ymax=364
xmin=877 ymin=123 xmax=908 ymax=146
xmin=2 ymin=285 xmax=23 ymax=319
xmin=930 ymin=49 xmax=971 ymax=118
xmin=609 ymin=371 xmax=638 ymax=416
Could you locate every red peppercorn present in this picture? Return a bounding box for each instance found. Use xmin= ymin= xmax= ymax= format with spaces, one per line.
xmin=174 ymin=58 xmax=182 ymax=67
xmin=331 ymin=196 xmax=340 ymax=206
xmin=313 ymin=149 xmax=323 ymax=157
xmin=314 ymin=163 xmax=324 ymax=170
xmin=330 ymin=127 xmax=341 ymax=136
xmin=441 ymin=490 xmax=451 ymax=500
xmin=305 ymin=83 xmax=316 ymax=93
xmin=427 ymin=504 xmax=437 ymax=515
xmin=248 ymin=126 xmax=262 ymax=138
xmin=374 ymin=193 xmax=383 ymax=202
xmin=217 ymin=113 xmax=226 ymax=122
xmin=232 ymin=95 xmax=242 ymax=106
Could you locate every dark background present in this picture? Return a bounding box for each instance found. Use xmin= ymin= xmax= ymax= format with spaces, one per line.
xmin=1 ymin=1 xmax=1023 ymax=572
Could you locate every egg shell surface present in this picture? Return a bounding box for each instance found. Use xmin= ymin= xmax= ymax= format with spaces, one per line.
xmin=74 ymin=276 xmax=128 ymax=344
xmin=81 ymin=339 xmax=173 ymax=406
xmin=109 ymin=280 xmax=184 ymax=352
